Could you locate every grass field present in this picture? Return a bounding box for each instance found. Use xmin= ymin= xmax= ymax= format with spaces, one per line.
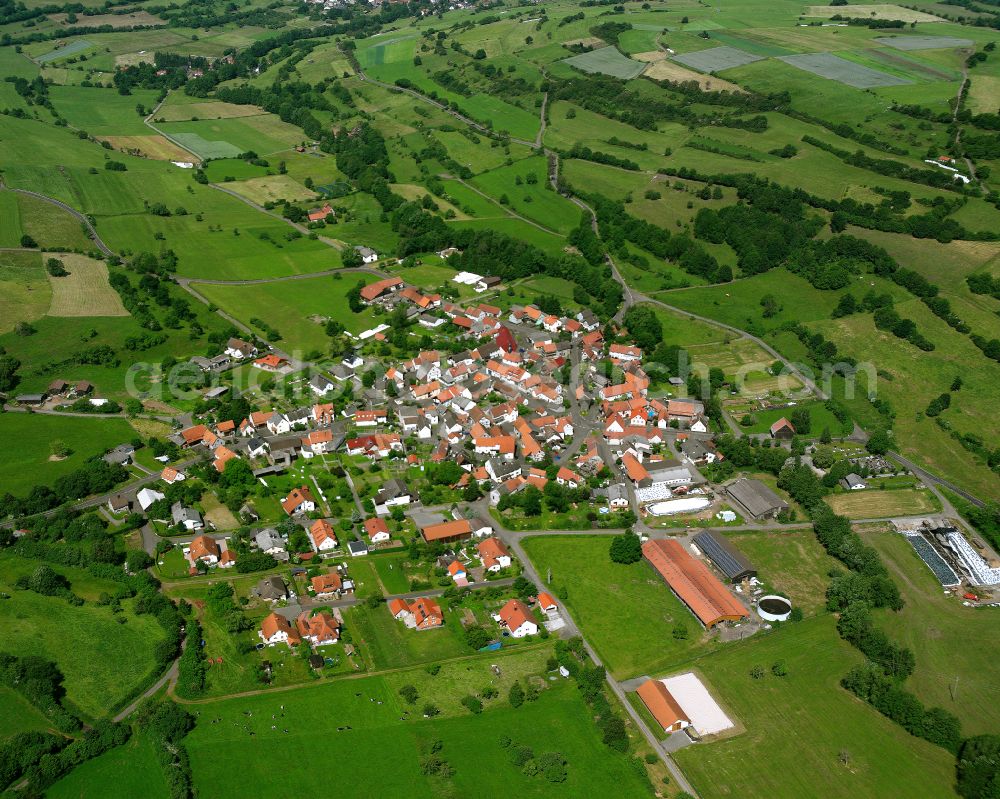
xmin=863 ymin=529 xmax=1000 ymax=737
xmin=0 ymin=686 xmax=53 ymax=739
xmin=673 ymin=616 xmax=959 ymax=798
xmin=183 ymin=671 xmax=654 ymax=798
xmin=194 ymin=274 xmax=378 ymax=352
xmin=49 ymin=85 xmax=159 ymax=136
xmin=158 ymin=114 xmax=306 ymax=157
xmin=16 ymin=192 xmax=95 ymax=251
xmin=725 ymin=527 xmax=837 ymax=616
xmin=346 ymin=603 xmax=470 ymax=671
xmin=0 ymin=555 xmax=165 ymax=719
xmin=736 ymin=401 xmax=851 ymax=437
xmin=47 ymin=255 xmax=129 ymax=317
xmin=156 ymin=100 xmax=266 ymax=122
xmin=0 ymin=191 xmax=22 ymax=247
xmin=46 ymin=735 xmax=171 ymax=799
xmin=0 ymin=250 xmax=50 ymax=334
xmin=522 ymin=536 xmax=716 ymax=679
xmin=0 ymin=413 xmax=136 ymax=495
xmin=826 ymin=487 xmax=940 ymax=518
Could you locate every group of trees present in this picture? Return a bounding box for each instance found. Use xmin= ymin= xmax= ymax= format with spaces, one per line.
xmin=0 ymin=458 xmax=128 ymax=519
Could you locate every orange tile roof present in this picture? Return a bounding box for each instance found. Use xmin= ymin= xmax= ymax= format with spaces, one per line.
xmin=261 ymin=612 xmax=301 ymax=645
xmin=281 ymin=486 xmax=315 ymax=515
xmin=636 ymin=679 xmax=690 ymax=731
xmin=189 ymin=535 xmax=220 ymax=561
xmin=498 ymin=599 xmax=534 ymax=632
xmin=311 ymin=572 xmax=343 ymax=594
xmin=537 ymin=591 xmax=558 ymax=610
xmin=622 ymin=453 xmax=649 ymax=483
xmin=180 ymin=424 xmax=208 ymax=445
xmin=388 ymin=598 xmax=410 ymax=617
xmin=642 ymin=539 xmax=748 ymax=628
xmin=421 ymin=519 xmax=473 ymax=542
xmin=477 ymin=537 xmax=509 ymax=561
xmin=360 ymin=277 xmax=403 ymax=301
xmin=310 ymin=518 xmax=337 ymax=547
xmin=364 ymin=517 xmax=389 ymax=537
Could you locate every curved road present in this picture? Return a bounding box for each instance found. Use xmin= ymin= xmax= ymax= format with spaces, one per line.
xmin=2 ymin=184 xmax=112 ymax=257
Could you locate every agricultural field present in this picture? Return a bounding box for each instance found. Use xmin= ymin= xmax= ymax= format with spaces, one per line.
xmin=863 ymin=529 xmax=1000 ymax=737
xmin=522 ymin=536 xmax=718 ymax=679
xmin=825 ymin=487 xmax=941 ymax=518
xmin=673 ymin=617 xmax=959 ymax=799
xmin=181 ymin=667 xmax=655 ymax=799
xmin=193 ymin=273 xmax=379 ymax=352
xmin=0 ymin=413 xmax=137 ymax=496
xmin=46 ymin=254 xmax=130 ymax=317
xmin=561 ymin=46 xmax=647 ymax=79
xmin=0 ymin=250 xmax=51 ymax=334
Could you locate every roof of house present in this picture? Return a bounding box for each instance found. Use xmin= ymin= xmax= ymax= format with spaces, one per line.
xmin=311 ymin=572 xmax=343 ymax=593
xmin=310 ymin=518 xmax=337 ymax=547
xmin=770 ymin=417 xmax=795 ymax=435
xmin=260 ymin=612 xmax=300 ymax=644
xmin=498 ymin=598 xmax=535 ymax=632
xmin=477 ymin=537 xmax=509 ymax=561
xmin=636 ymin=679 xmax=690 ymax=731
xmin=281 ymin=486 xmax=316 ymax=515
xmin=364 ymin=517 xmax=390 ymax=537
xmin=254 ymin=575 xmax=288 ymax=600
xmin=642 ymin=539 xmax=748 ymax=628
xmin=388 ymin=597 xmax=410 ymax=617
xmin=410 ymin=597 xmax=443 ymax=627
xmin=622 ymin=453 xmax=650 ymax=483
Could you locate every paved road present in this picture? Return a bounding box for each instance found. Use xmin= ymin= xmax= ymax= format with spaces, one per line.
xmin=113 ymin=642 xmax=184 ymax=722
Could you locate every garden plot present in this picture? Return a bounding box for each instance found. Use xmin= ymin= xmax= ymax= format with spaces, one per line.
xmin=672 ymin=46 xmax=764 ymax=74
xmin=778 ymin=53 xmax=911 ymax=88
xmin=561 ymin=46 xmax=647 ymax=79
xmin=873 ymin=35 xmax=974 ymax=51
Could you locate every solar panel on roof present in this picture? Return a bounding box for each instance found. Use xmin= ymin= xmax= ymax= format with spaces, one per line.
xmin=693 ymin=532 xmax=754 ymax=581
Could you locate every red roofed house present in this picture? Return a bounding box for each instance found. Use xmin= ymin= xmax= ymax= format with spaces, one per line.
xmin=495 ymin=324 xmax=517 ymax=354
xmin=555 ymin=466 xmax=580 ymax=489
xmin=360 ymin=277 xmax=404 ymax=303
xmin=253 ymin=354 xmax=288 ymax=372
xmin=259 ymin=612 xmax=301 ymax=647
xmin=281 ymin=486 xmax=316 ymax=516
xmin=477 ymin=537 xmax=511 ymax=572
xmin=309 ymin=519 xmax=338 ymax=552
xmin=301 ymin=429 xmax=335 ymax=456
xmin=311 ymin=572 xmax=343 ymax=598
xmin=497 ymin=599 xmax=538 ymax=638
xmin=161 ymin=466 xmax=185 ymax=484
xmin=363 ymin=517 xmax=391 ymax=543
xmin=296 ymin=611 xmax=340 ymax=645
xmin=212 ymin=445 xmax=239 ymax=473
xmin=447 ymin=560 xmax=467 ymax=582
xmin=188 ymin=534 xmax=220 ymax=565
xmin=308 ymin=204 xmax=334 ymax=222
xmin=179 ymin=424 xmax=209 ymax=447
xmin=390 ymin=596 xmax=444 ymax=630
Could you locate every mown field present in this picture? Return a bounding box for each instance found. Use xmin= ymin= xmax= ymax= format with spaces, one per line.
xmin=46 ymin=735 xmax=171 ymax=799
xmin=0 ymin=413 xmax=137 ymax=496
xmin=182 ymin=667 xmax=654 ymax=798
xmin=522 ymin=535 xmax=715 ymax=679
xmin=673 ymin=616 xmax=959 ymax=799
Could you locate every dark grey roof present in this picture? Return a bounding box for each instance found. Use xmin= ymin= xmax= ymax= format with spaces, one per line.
xmin=726 ymin=478 xmax=788 ymax=519
xmin=693 ymin=531 xmax=756 ymax=582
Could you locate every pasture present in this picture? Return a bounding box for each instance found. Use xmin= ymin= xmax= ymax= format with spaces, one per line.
xmin=560 ymin=47 xmax=647 ymax=79
xmin=0 ymin=413 xmax=136 ymax=496
xmin=193 ymin=273 xmax=379 ymax=351
xmin=48 ymin=85 xmax=159 ymax=136
xmin=863 ymin=528 xmax=1000 ymax=736
xmin=47 ymin=255 xmax=130 ymax=317
xmin=522 ymin=536 xmax=715 ymax=679
xmin=673 ymin=617 xmax=959 ymax=799
xmin=0 ymin=250 xmax=50 ymax=334
xmin=46 ymin=736 xmax=170 ymax=799
xmin=34 ymin=39 xmax=95 ymax=63
xmin=0 ymin=555 xmax=166 ymax=719
xmin=0 ymin=686 xmax=53 ymax=739
xmin=16 ymin=192 xmax=95 ymax=251
xmin=735 ymin=400 xmax=851 ymax=437
xmin=182 ymin=673 xmax=653 ymax=799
